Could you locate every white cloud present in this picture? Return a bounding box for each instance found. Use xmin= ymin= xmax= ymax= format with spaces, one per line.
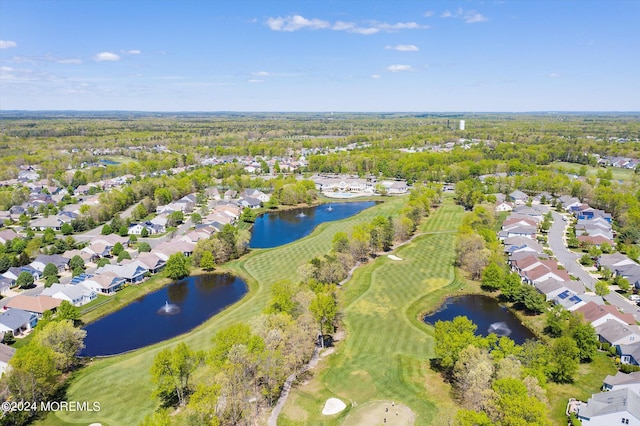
xmin=371 ymin=74 xmax=381 ymax=79
xmin=267 ymin=15 xmax=330 ymax=32
xmin=0 ymin=40 xmax=17 ymax=49
xmin=387 ymin=64 xmax=414 ymax=72
xmin=464 ymin=13 xmax=488 ymax=24
xmin=125 ymin=50 xmax=141 ymax=55
xmin=248 ymin=79 xmax=264 ymax=83
xmin=441 ymin=8 xmax=487 ymax=23
xmin=94 ymin=51 xmax=121 ymax=61
xmin=252 ymin=71 xmax=272 ymax=76
xmin=424 ymin=11 xmax=434 ymax=18
xmin=549 ymin=73 xmax=559 ymax=78
xmin=266 ymin=15 xmax=428 ymax=34
xmin=57 ymin=58 xmax=83 ymax=64
xmin=385 ymin=44 xmax=419 ymax=52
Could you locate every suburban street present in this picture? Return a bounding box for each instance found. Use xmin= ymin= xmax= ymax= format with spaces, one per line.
xmin=549 ymin=211 xmax=640 ymax=322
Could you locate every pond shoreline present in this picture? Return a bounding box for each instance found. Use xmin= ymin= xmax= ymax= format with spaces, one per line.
xmin=421 ymin=289 xmax=542 ymax=342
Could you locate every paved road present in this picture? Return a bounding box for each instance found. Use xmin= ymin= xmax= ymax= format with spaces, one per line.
xmin=549 ymin=211 xmax=640 ymax=322
xmin=74 ymin=201 xmax=142 ymax=243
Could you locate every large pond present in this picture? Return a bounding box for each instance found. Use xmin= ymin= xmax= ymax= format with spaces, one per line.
xmin=249 ymin=201 xmax=377 ymax=248
xmin=423 ymin=294 xmax=535 ymax=344
xmin=80 ymin=273 xmax=247 ymax=357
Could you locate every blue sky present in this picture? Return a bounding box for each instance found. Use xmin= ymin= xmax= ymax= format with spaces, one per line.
xmin=1 ymin=0 xmax=638 ymax=112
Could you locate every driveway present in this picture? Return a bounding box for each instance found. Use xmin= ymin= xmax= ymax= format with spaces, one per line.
xmin=549 ymin=211 xmax=640 ymax=322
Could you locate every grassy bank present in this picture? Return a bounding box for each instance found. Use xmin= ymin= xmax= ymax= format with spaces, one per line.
xmin=279 ymin=200 xmax=465 ymax=425
xmin=47 ymin=197 xmax=406 ymax=426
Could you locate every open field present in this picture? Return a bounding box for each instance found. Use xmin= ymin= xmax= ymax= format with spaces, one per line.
xmin=47 ymin=197 xmax=407 ymax=425
xmin=551 ymin=161 xmax=636 ymax=182
xmin=278 ymin=200 xmax=465 ymax=425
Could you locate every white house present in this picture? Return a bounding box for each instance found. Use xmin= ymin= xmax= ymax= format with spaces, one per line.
xmin=41 ymin=284 xmax=97 ymax=307
xmin=577 ymin=388 xmax=640 ymax=425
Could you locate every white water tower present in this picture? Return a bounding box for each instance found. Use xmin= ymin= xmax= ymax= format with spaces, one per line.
xmin=459 ymin=120 xmax=465 ymax=131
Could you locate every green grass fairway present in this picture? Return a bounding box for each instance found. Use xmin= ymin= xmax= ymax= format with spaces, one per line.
xmin=551 ymin=161 xmax=636 ymax=182
xmin=279 ymin=201 xmax=465 ymax=426
xmin=50 ymin=197 xmax=408 ymax=426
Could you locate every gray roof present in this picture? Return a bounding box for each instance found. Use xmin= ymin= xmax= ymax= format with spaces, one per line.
xmin=0 ymin=343 xmax=16 ymax=363
xmin=579 ymin=388 xmax=640 ymax=420
xmin=619 ymin=344 xmax=640 ymax=361
xmin=0 ymin=309 xmax=35 ymax=330
xmin=596 ymin=322 xmax=640 ymax=344
xmin=536 ymin=278 xmax=584 ymax=295
xmin=604 ymin=371 xmax=640 ymax=388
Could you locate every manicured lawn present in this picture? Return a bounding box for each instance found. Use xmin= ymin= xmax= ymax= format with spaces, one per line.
xmin=551 ymin=161 xmax=635 ymax=182
xmin=49 ymin=197 xmax=407 ymax=425
xmin=279 ymin=201 xmax=465 ymax=425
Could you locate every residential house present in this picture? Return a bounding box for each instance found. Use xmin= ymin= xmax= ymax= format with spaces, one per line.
xmin=379 ymin=180 xmax=408 ymax=194
xmin=0 ymin=229 xmax=18 ymax=244
xmin=41 ymin=283 xmax=97 ymax=306
xmin=498 ymin=225 xmax=537 ymax=240
xmin=503 ymin=236 xmax=544 ymax=255
xmin=559 ymin=195 xmax=582 ymax=211
xmin=578 ymin=208 xmax=612 ymax=223
xmin=512 ymin=205 xmax=547 ymax=222
xmin=619 ymin=344 xmax=640 ymax=366
xmin=128 ymin=221 xmax=164 ymax=235
xmin=149 ymin=215 xmax=168 ymax=232
xmin=0 ymin=309 xmax=38 ymax=335
xmin=4 ymin=295 xmax=62 ymax=318
xmin=238 ymin=197 xmax=261 ymax=209
xmin=30 ymin=215 xmax=67 ymax=231
xmin=224 ymin=189 xmax=237 ymax=200
xmin=154 ymin=240 xmax=195 ymax=261
xmin=495 ymin=201 xmax=513 ymax=212
xmin=241 ymin=189 xmax=270 ymax=203
xmin=79 ymin=272 xmax=125 ymax=295
xmin=205 ymin=187 xmax=221 ymax=200
xmin=596 ymin=322 xmax=640 ymax=346
xmin=63 ymin=249 xmax=95 ymax=264
xmin=576 ymin=301 xmax=636 ymax=328
xmin=82 ymin=242 xmax=113 ymax=259
xmin=603 ymin=371 xmax=640 ymax=393
xmin=598 ymin=253 xmax=636 ymax=271
xmin=578 ymin=235 xmax=615 ymax=248
xmin=132 ymin=253 xmax=166 ymax=274
xmin=0 ymin=343 xmax=16 ymax=376
xmin=614 ymin=264 xmax=640 ymax=290
xmin=577 ymin=388 xmax=640 ymax=425
xmin=535 ymin=278 xmax=585 ymax=302
xmin=97 ymin=262 xmax=148 ymax=284
xmin=3 ymin=265 xmax=42 ymax=283
xmin=30 ymin=254 xmax=69 ymax=273
xmin=508 ymin=190 xmax=529 ymax=205
xmin=553 ymin=290 xmax=587 ymax=311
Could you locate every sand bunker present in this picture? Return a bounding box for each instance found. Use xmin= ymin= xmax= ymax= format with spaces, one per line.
xmin=388 ymin=255 xmax=403 ymax=261
xmin=322 ymin=397 xmax=347 ymax=415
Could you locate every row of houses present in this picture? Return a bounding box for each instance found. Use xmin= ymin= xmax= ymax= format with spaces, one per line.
xmin=557 ymin=195 xmax=615 ymax=247
xmin=310 ymin=174 xmax=408 ymax=194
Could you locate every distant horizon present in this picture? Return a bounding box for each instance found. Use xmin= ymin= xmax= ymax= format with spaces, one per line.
xmin=1 ymin=109 xmax=639 ymax=115
xmin=1 ymin=1 xmax=639 ymax=111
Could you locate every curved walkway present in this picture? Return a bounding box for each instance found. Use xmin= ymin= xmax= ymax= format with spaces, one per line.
xmin=268 ymin=347 xmax=320 ymax=426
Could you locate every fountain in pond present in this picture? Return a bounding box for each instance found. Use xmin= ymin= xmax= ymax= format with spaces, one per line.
xmin=327 ymin=204 xmax=333 ymax=212
xmin=157 ymin=301 xmax=181 ymax=315
xmin=487 ymin=322 xmax=512 ymax=337
xmin=296 ymin=212 xmax=306 ymax=218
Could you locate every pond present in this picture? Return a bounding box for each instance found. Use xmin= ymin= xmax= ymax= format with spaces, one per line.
xmin=80 ymin=273 xmax=247 ymax=356
xmin=423 ymin=294 xmax=536 ymax=344
xmin=249 ymin=201 xmax=377 ymax=249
